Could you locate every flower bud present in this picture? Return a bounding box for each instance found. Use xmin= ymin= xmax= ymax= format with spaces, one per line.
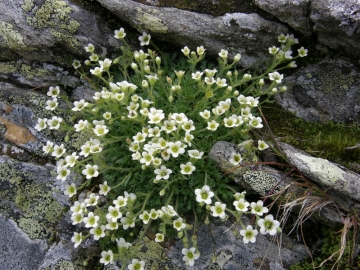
xmin=159 ymin=189 xmax=165 ymax=196
xmin=271 ymin=87 xmax=278 ymax=93
xmin=142 ymin=80 xmax=149 ymax=88
xmin=155 ymin=56 xmax=161 ymax=65
xmin=233 ymin=90 xmax=239 ymax=96
xmin=226 ymin=71 xmax=232 ymax=78
xmin=134 ymin=51 xmax=140 ymax=61
xmin=144 ymin=65 xmax=150 ymax=73
xmin=280 ymin=86 xmax=287 ymax=92
xmin=84 ymin=60 xmax=91 ymax=66
xmin=144 ymin=59 xmax=149 ymax=65
xmin=205 ymin=91 xmax=213 ymax=98
xmin=168 ymin=95 xmax=174 ymax=103
xmin=234 ymin=53 xmax=241 ymax=62
xmin=131 ymin=63 xmax=138 ymax=70
xmin=178 ymin=230 xmax=183 ymax=239
xmin=258 ymin=78 xmax=265 ymax=86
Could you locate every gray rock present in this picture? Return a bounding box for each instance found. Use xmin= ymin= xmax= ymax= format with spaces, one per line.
xmin=167 ymin=218 xmax=308 ymax=270
xmin=311 ymin=0 xmax=360 ymax=59
xmin=279 ymin=142 xmax=360 ymax=213
xmin=254 ymin=0 xmax=312 ymax=36
xmin=97 ymin=0 xmax=289 ymax=66
xmin=276 ymin=58 xmax=360 ymax=123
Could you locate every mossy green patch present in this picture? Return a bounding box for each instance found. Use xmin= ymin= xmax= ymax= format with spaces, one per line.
xmin=261 ymin=103 xmax=360 ymax=172
xmin=0 ymin=160 xmax=66 ymax=239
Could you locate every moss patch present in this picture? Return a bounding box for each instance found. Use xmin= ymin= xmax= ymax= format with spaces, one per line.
xmin=261 ymin=103 xmax=360 ymax=172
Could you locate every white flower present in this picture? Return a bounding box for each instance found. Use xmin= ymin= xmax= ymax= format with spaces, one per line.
xmin=42 ymin=141 xmax=53 ymax=154
xmin=161 ymin=205 xmax=177 ymax=217
xmin=207 ymin=120 xmax=219 ymax=131
xmin=85 ymin=193 xmax=100 ymax=206
xmin=204 ymin=76 xmax=215 ymax=85
xmin=298 ymin=46 xmax=308 ymax=57
xmin=180 ymin=161 xmax=196 ymax=175
xmin=195 ymin=185 xmax=214 ymax=205
xmin=114 ymin=27 xmax=126 ymax=39
xmin=191 ymin=71 xmax=203 ymax=81
xmin=89 ymin=53 xmax=99 ymax=62
xmin=72 ymin=60 xmax=81 ymax=69
xmin=83 ymin=212 xmax=99 ymax=228
xmin=154 ymin=166 xmax=172 ymax=181
xmin=100 ymin=249 xmax=113 ymax=265
xmin=52 ymin=144 xmax=66 ymax=158
xmin=90 ymin=67 xmax=103 ymax=76
xmin=173 ymin=217 xmax=186 ymax=231
xmin=258 ymin=214 xmax=280 ymax=235
xmin=106 ymin=206 xmax=122 ymax=222
xmin=70 ymin=201 xmax=86 ymax=214
xmin=106 ymin=219 xmax=119 ymax=230
xmin=47 ymin=116 xmax=63 ymax=130
xmin=246 ymin=96 xmax=259 ymax=107
xmin=149 ymin=209 xmax=160 ymax=220
xmin=65 ymin=152 xmax=79 ymax=167
xmin=181 ymin=46 xmax=190 ymax=56
xmin=140 ymin=151 xmax=154 ymax=166
xmin=251 ymin=200 xmax=269 ymax=216
xmin=85 ymin=43 xmax=95 ymax=53
xmin=258 ymin=140 xmax=269 ymax=151
xmin=113 ymin=196 xmax=128 ymax=208
xmin=116 ymin=237 xmax=132 ymax=249
xmin=233 ymin=198 xmax=250 ymax=212
xmin=210 ymin=202 xmax=227 ymax=219
xmin=188 ymin=150 xmax=204 ymax=159
xmin=139 ymin=210 xmax=151 ymax=224
xmin=229 ymin=152 xmax=242 ymax=166
xmin=268 ymin=46 xmax=279 ymax=55
xmin=128 ymin=259 xmax=145 ymax=270
xmin=64 ymin=183 xmax=77 ymax=197
xmin=90 ymin=225 xmax=106 ymax=240
xmin=278 ymin=33 xmax=287 ymax=43
xmin=133 ymin=132 xmax=147 ymax=143
xmin=71 ymin=232 xmax=82 ymax=248
xmin=82 ymin=164 xmax=99 ymax=179
xmin=121 ymin=212 xmax=135 ymax=230
xmin=167 ymin=141 xmax=186 ymax=158
xmin=47 ymin=86 xmax=60 ymax=97
xmin=93 ymin=124 xmax=109 ymax=136
xmin=162 ymin=120 xmax=177 ymax=133
xmin=155 ymin=233 xmax=164 ymax=243
xmin=216 ymin=77 xmax=227 ymax=87
xmin=240 ymin=225 xmax=258 ymax=243
xmin=79 ymin=142 xmax=91 ymax=157
xmin=249 ymin=117 xmax=263 ymax=128
xmin=56 ymin=166 xmax=70 ymax=181
xmin=196 ymin=46 xmax=206 ymax=55
xmin=182 ymin=247 xmax=200 ymax=266
xmin=199 ymin=110 xmax=211 ymax=119
xmin=285 ymin=50 xmax=293 ymax=59
xmin=181 ymin=120 xmax=195 ymax=132
xmin=71 ymin=212 xmax=83 ymax=225
xmin=218 ymin=49 xmax=228 ymax=59
xmin=72 ymin=99 xmax=89 ymax=111
xmin=35 ymin=118 xmax=48 ymax=131
xmin=184 ymin=132 xmax=194 ymax=146
xmin=99 ymin=181 xmax=111 ymax=196
xmin=268 ymin=71 xmax=284 ymax=83
xmin=45 ymin=98 xmax=58 ymax=111
xmin=224 ymin=116 xmax=237 ymax=128
xmin=139 ymin=32 xmax=151 ymax=46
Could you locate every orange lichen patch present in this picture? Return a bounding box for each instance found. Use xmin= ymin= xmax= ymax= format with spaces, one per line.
xmin=0 ymin=116 xmax=37 ymax=145
xmin=1 ymin=103 xmax=13 ymax=114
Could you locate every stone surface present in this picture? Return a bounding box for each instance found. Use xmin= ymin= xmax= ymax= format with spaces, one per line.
xmin=311 ymin=0 xmax=360 ymax=59
xmin=97 ymin=0 xmax=289 ymax=66
xmin=279 ymin=142 xmax=360 ymax=213
xmin=276 ymin=58 xmax=360 ymax=123
xmin=254 ymin=0 xmax=312 ymax=36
